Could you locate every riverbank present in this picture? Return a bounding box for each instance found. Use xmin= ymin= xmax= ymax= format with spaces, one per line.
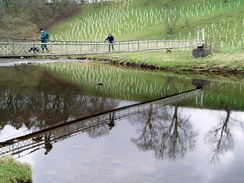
xmin=0 ymin=155 xmax=32 ymax=183
xmin=1 ymin=49 xmax=244 ymax=74
xmin=86 ymin=50 xmax=244 ymax=74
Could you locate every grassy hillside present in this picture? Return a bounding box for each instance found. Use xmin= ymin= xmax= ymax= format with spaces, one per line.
xmin=50 ymin=0 xmax=244 ymax=49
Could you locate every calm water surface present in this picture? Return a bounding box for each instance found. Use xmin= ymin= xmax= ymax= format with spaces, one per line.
xmin=0 ymin=62 xmax=244 ymax=183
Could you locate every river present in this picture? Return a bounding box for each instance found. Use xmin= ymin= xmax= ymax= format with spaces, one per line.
xmin=0 ymin=61 xmax=244 ymax=183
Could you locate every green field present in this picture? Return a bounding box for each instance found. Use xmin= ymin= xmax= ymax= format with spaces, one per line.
xmin=50 ymin=0 xmax=244 ymax=49
xmin=86 ymin=50 xmax=244 ymax=72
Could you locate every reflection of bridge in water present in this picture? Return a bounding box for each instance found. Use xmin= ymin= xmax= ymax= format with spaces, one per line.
xmin=0 ymin=88 xmax=202 ymax=158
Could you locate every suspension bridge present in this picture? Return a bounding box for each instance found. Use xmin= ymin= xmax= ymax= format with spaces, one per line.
xmin=0 ymin=39 xmax=203 ymax=58
xmin=0 ymin=87 xmax=203 ymax=158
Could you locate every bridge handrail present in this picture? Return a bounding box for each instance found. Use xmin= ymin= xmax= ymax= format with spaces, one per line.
xmin=0 ymin=39 xmax=201 ymax=44
xmin=0 ymin=36 xmax=202 ymax=44
xmin=0 ymin=39 xmax=203 ymax=57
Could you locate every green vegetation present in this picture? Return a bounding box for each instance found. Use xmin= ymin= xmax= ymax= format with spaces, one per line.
xmin=49 ymin=0 xmax=244 ymax=70
xmin=2 ymin=0 xmax=244 ymax=49
xmin=86 ymin=50 xmax=244 ymax=73
xmin=51 ymin=0 xmax=244 ymax=49
xmin=0 ymin=155 xmax=32 ymax=183
xmin=2 ymin=0 xmax=244 ymax=71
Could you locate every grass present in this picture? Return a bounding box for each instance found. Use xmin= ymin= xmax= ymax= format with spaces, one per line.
xmin=0 ymin=155 xmax=32 ymax=183
xmin=49 ymin=0 xmax=244 ymax=50
xmin=47 ymin=0 xmax=244 ymax=73
xmin=86 ymin=50 xmax=244 ymax=72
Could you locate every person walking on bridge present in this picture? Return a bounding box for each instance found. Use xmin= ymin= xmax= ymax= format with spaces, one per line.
xmin=104 ymin=34 xmax=114 ymax=52
xmin=40 ymin=28 xmax=49 ymax=53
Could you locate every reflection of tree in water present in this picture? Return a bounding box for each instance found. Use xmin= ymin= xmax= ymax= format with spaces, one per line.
xmin=131 ymin=105 xmax=157 ymax=151
xmin=205 ymin=104 xmax=244 ymax=163
xmin=0 ymin=67 xmax=119 ymax=132
xmin=132 ymin=105 xmax=197 ymax=160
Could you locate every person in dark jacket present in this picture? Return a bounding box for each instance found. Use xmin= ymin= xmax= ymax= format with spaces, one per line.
xmin=104 ymin=34 xmax=114 ymax=51
xmin=40 ymin=28 xmax=49 ymax=52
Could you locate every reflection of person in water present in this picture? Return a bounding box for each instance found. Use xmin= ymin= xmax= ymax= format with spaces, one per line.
xmin=44 ymin=133 xmax=53 ymax=155
xmin=107 ymin=113 xmax=115 ymax=130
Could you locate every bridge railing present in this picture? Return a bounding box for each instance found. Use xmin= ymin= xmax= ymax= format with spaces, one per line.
xmin=0 ymin=39 xmax=203 ymax=57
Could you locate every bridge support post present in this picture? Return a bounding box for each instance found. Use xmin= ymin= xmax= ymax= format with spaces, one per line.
xmin=50 ymin=42 xmax=52 ymax=54
xmin=197 ymin=28 xmax=205 ymax=44
xmin=202 ymin=28 xmax=205 ymax=42
xmin=12 ymin=40 xmax=15 ymax=55
xmin=118 ymin=42 xmax=121 ymax=52
xmin=80 ymin=43 xmax=82 ymax=54
xmin=128 ymin=42 xmax=130 ymax=52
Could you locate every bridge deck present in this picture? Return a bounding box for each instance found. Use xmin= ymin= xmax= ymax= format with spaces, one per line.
xmin=0 ymin=88 xmax=202 ymax=158
xmin=0 ymin=40 xmax=203 ymax=58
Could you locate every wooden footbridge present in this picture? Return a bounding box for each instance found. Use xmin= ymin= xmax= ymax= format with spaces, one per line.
xmin=0 ymin=88 xmax=203 ymax=158
xmin=0 ymin=39 xmax=203 ymax=57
